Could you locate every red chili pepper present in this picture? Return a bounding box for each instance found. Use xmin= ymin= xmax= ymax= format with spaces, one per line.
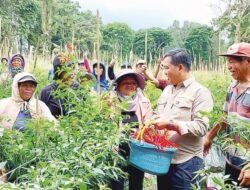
xmin=131 ymin=127 xmax=179 ymax=148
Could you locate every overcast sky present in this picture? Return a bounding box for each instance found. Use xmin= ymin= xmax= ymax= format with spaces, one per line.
xmin=77 ymin=0 xmax=223 ymax=30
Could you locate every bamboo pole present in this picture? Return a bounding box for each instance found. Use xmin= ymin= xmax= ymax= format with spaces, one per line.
xmin=149 ymin=51 xmax=152 ymax=70
xmin=96 ymin=10 xmax=101 ymax=95
xmin=0 ymin=17 xmax=2 ymax=43
xmin=218 ymin=31 xmax=221 ymax=70
xmin=144 ymin=31 xmax=147 ymax=62
xmin=93 ymin=43 xmax=96 ymax=62
xmin=129 ymin=49 xmax=133 ymax=66
xmin=120 ymin=44 xmax=122 ymax=66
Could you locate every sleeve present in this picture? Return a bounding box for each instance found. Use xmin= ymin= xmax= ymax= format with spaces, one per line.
xmin=137 ymin=97 xmax=153 ymax=124
xmin=223 ymin=81 xmax=236 ymax=113
xmin=39 ymin=88 xmax=49 ymax=104
xmin=158 ymin=79 xmax=169 ymax=90
xmin=108 ymin=65 xmax=115 ymax=80
xmin=176 ymin=88 xmax=214 ymax=137
xmin=84 ymin=58 xmax=91 ymax=74
xmin=143 ymin=102 xmax=153 ymax=122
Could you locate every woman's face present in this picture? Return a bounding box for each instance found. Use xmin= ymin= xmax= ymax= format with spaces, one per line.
xmin=94 ymin=65 xmax=104 ymax=76
xmin=18 ymin=81 xmax=36 ymax=101
xmin=12 ymin=58 xmax=22 ymax=68
xmin=117 ymin=76 xmax=138 ymax=96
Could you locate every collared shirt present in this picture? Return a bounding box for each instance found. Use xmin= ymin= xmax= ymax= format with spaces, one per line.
xmin=223 ymin=80 xmax=250 ymax=161
xmin=156 ymin=77 xmax=213 ymax=164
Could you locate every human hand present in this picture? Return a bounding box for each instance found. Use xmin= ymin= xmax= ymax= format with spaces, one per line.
xmin=152 ymin=116 xmax=168 ymax=130
xmin=151 ymin=115 xmax=179 ymax=133
xmin=84 ymin=51 xmax=88 ymax=59
xmin=238 ymin=163 xmax=250 ymax=187
xmin=203 ymin=137 xmax=212 ymax=156
xmin=112 ymin=145 xmax=119 ymax=153
xmin=110 ymin=58 xmax=117 ymax=67
xmin=157 ymin=57 xmax=163 ymax=66
xmin=141 ymin=64 xmax=147 ymax=73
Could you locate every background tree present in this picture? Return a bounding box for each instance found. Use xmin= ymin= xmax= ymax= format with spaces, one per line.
xmin=213 ymin=0 xmax=250 ymax=43
xmin=184 ymin=25 xmax=214 ymax=65
xmin=101 ymin=22 xmax=134 ymax=63
xmin=51 ymin=0 xmax=98 ymax=58
xmin=168 ymin=21 xmax=202 ymax=48
xmin=133 ymin=28 xmax=173 ymax=63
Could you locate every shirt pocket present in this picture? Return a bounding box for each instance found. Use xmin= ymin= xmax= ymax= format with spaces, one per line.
xmin=171 ymin=98 xmax=192 ymax=119
xmin=157 ymin=100 xmax=168 ymax=113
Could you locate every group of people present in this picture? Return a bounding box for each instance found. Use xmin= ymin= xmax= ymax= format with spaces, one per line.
xmin=0 ymin=42 xmax=249 ymax=190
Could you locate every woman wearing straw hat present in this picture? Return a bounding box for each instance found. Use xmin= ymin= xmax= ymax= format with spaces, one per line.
xmin=110 ymin=69 xmax=153 ymax=190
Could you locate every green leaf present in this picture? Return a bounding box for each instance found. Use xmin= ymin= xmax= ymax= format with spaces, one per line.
xmin=212 ymin=177 xmax=223 ymax=187
xmin=79 ymin=183 xmax=88 ymax=190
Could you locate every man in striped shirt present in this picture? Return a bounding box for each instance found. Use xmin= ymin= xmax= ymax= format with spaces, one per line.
xmin=204 ymin=42 xmax=250 ymax=188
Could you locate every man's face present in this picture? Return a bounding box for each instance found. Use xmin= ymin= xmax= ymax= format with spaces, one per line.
xmin=79 ymin=64 xmax=87 ymax=72
xmin=59 ymin=66 xmax=76 ymax=84
xmin=136 ymin=63 xmax=146 ymax=73
xmin=226 ymin=56 xmax=250 ymax=81
xmin=18 ymin=81 xmax=36 ymax=101
xmin=162 ymin=57 xmax=181 ymax=85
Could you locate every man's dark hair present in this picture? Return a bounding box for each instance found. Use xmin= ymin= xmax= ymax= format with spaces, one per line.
xmin=164 ymin=48 xmax=191 ymax=71
xmin=229 ymin=56 xmax=248 ymax=62
xmin=121 ymin=65 xmax=132 ymax=69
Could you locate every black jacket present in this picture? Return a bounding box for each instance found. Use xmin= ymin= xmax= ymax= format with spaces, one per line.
xmin=40 ymin=81 xmax=66 ymax=119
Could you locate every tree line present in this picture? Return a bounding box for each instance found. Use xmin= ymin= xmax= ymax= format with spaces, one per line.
xmin=0 ymin=0 xmax=249 ymax=67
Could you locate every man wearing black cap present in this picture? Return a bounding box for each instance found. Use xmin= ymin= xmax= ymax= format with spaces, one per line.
xmin=40 ymin=55 xmax=78 ymax=118
xmin=204 ymin=42 xmax=250 ymax=188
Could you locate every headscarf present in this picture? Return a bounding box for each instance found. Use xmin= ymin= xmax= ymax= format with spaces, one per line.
xmin=117 ymin=88 xmax=145 ymax=111
xmin=92 ymin=62 xmax=109 ymax=92
xmin=8 ymin=54 xmax=25 ymax=77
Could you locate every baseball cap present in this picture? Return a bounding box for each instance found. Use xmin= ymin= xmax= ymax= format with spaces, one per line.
xmin=18 ymin=75 xmax=38 ymax=85
xmin=136 ymin=59 xmax=146 ymax=66
xmin=219 ymin=42 xmax=250 ymax=58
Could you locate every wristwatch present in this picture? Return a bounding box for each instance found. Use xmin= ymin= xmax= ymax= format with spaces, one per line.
xmin=168 ymin=119 xmax=176 ymax=131
xmin=168 ymin=119 xmax=174 ymax=126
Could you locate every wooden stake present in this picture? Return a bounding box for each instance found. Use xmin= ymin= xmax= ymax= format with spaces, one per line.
xmin=120 ymin=44 xmax=122 ymax=66
xmin=144 ymin=31 xmax=147 ymax=61
xmin=96 ymin=10 xmax=101 ymax=95
xmin=0 ymin=17 xmax=2 ymax=43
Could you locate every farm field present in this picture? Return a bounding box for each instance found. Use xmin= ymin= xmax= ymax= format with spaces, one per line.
xmin=0 ymin=62 xmax=233 ymax=189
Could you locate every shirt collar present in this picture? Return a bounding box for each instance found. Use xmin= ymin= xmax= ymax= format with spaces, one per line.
xmin=183 ymin=77 xmax=195 ymax=87
xmin=232 ymin=80 xmax=250 ymax=88
xmin=174 ymin=77 xmax=195 ymax=89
